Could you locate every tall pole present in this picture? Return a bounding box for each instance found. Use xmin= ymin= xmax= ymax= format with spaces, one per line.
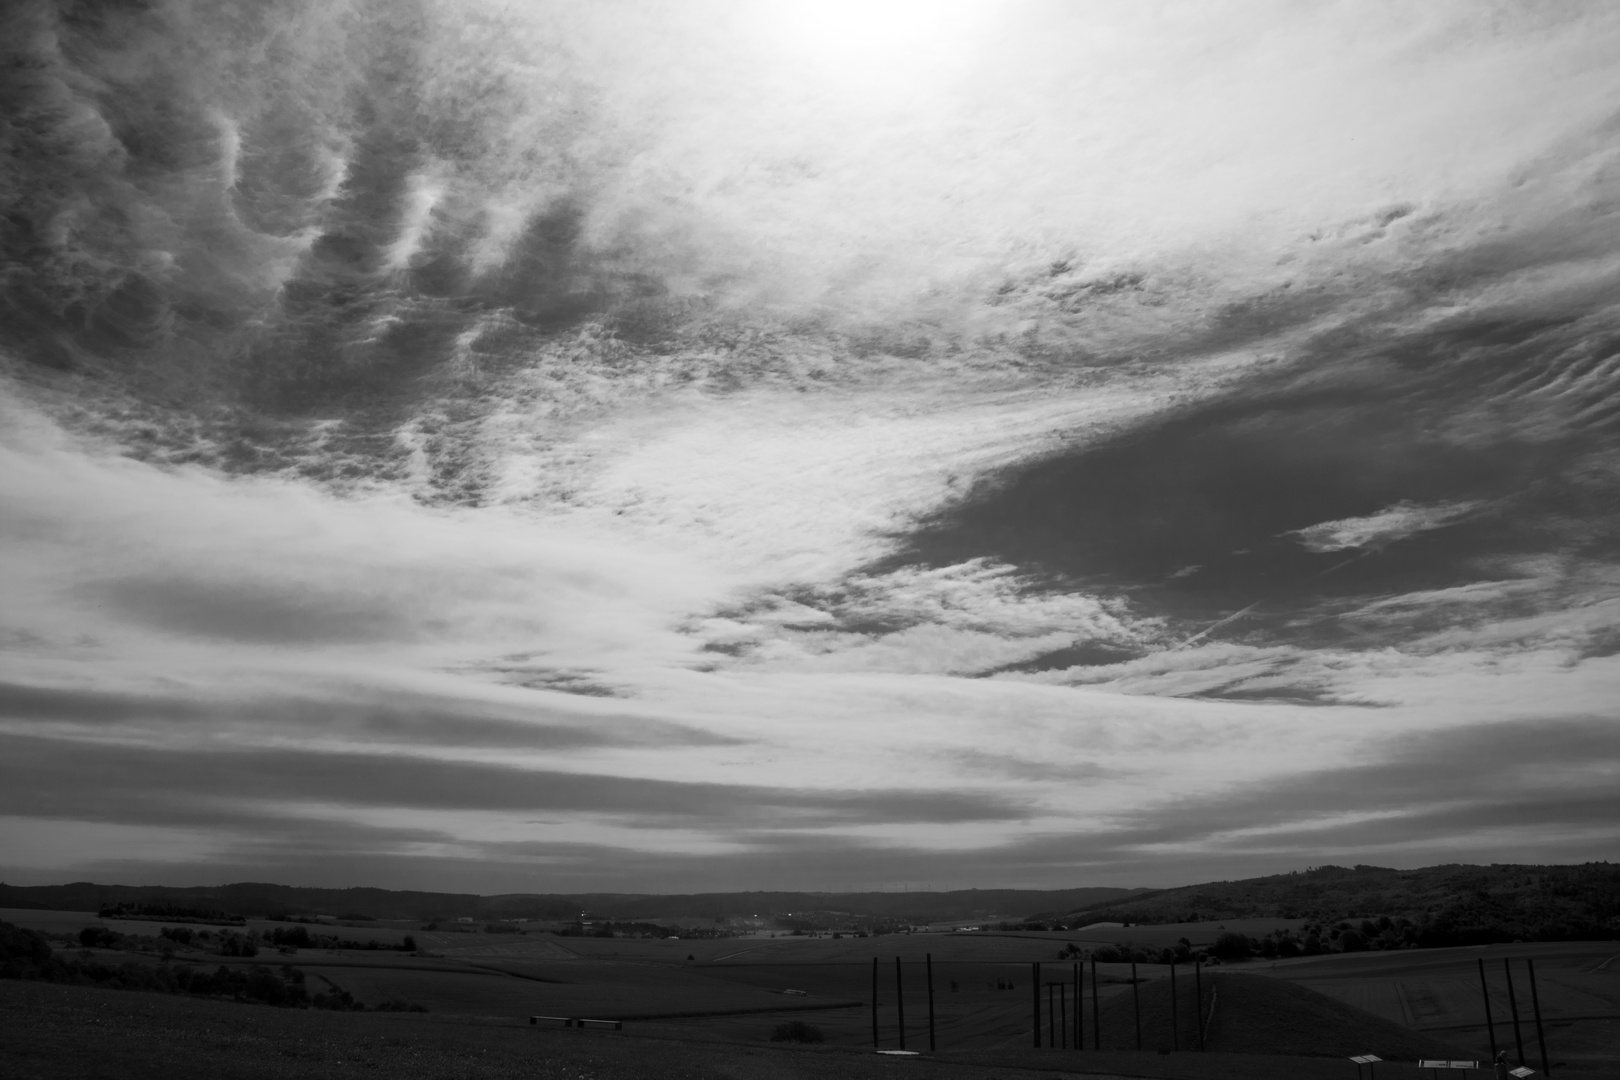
xmin=1477 ymin=958 xmax=1498 ymax=1061
xmin=1526 ymin=958 xmax=1551 ymax=1076
xmin=1131 ymin=959 xmax=1142 ymax=1051
xmin=1049 ymin=983 xmax=1057 ymax=1048
xmin=1170 ymin=960 xmax=1179 ymax=1052
xmin=1060 ymin=983 xmax=1067 ymax=1048
xmin=896 ymin=957 xmax=906 ymax=1051
xmin=1074 ymin=962 xmax=1082 ymax=1051
xmin=1092 ymin=955 xmax=1101 ymax=1050
xmin=926 ymin=953 xmax=936 ymax=1053
xmin=872 ymin=957 xmax=879 ymax=1048
xmin=1195 ymin=959 xmax=1205 ymax=1051
xmin=1503 ymin=958 xmax=1526 ymax=1066
xmin=1032 ymin=961 xmax=1042 ymax=1048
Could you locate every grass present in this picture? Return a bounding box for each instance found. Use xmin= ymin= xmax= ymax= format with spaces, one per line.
xmin=6 ymin=909 xmax=1615 ymax=1076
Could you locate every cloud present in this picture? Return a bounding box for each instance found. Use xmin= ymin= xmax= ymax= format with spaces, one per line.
xmin=4 ymin=1 xmax=1620 ymax=894
xmin=1288 ymin=500 xmax=1488 ymax=554
xmin=0 ymin=732 xmax=1033 ymax=829
xmin=0 ymin=679 xmax=741 ymax=751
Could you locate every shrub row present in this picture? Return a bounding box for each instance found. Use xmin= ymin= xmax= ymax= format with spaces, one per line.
xmin=1 ymin=920 xmax=424 ymax=1012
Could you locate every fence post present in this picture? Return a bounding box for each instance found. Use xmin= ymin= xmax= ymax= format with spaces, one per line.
xmin=926 ymin=952 xmax=936 ymax=1052
xmin=1195 ymin=958 xmax=1204 ymax=1051
xmin=1170 ymin=959 xmax=1178 ymax=1051
xmin=1477 ymin=958 xmax=1498 ymax=1061
xmin=896 ymin=956 xmax=906 ymax=1051
xmin=1059 ymin=982 xmax=1067 ymax=1048
xmin=1526 ymin=958 xmax=1551 ymax=1076
xmin=1073 ymin=962 xmax=1081 ymax=1050
xmin=1503 ymin=958 xmax=1525 ymax=1066
xmin=1032 ymin=961 xmax=1042 ymax=1048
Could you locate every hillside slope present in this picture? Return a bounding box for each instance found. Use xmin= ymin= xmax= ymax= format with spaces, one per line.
xmin=1059 ymin=863 xmax=1619 ymax=943
xmin=1088 ymin=971 xmax=1471 ymax=1059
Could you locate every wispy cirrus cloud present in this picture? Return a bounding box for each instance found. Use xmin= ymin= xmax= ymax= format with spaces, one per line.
xmin=1287 ymin=500 xmax=1488 ymax=554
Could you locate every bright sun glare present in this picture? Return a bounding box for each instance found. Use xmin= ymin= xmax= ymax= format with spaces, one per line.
xmin=753 ymin=0 xmax=990 ymax=85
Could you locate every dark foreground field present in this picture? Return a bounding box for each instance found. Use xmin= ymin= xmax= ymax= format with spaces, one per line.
xmin=1 ymin=978 xmax=1601 ymax=1080
xmin=4 ymin=908 xmax=1614 ymax=1078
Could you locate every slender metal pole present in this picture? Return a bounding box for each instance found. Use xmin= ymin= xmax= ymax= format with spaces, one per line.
xmin=1032 ymin=961 xmax=1041 ymax=1048
xmin=872 ymin=957 xmax=879 ymax=1047
xmin=1503 ymin=958 xmax=1525 ymax=1065
xmin=896 ymin=957 xmax=906 ymax=1051
xmin=1131 ymin=959 xmax=1142 ymax=1050
xmin=1195 ymin=958 xmax=1205 ymax=1051
xmin=926 ymin=953 xmax=936 ymax=1053
xmin=1092 ymin=955 xmax=1100 ymax=1050
xmin=1478 ymin=958 xmax=1498 ymax=1061
xmin=1526 ymin=958 xmax=1551 ymax=1076
xmin=1170 ymin=960 xmax=1179 ymax=1052
xmin=1074 ymin=962 xmax=1082 ymax=1050
xmin=1048 ymin=983 xmax=1055 ymax=1047
xmin=1060 ymin=982 xmax=1067 ymax=1049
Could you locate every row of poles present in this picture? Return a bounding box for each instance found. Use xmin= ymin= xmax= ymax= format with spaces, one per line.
xmin=870 ymin=952 xmax=1547 ymax=1063
xmin=1479 ymin=956 xmax=1552 ymax=1076
xmin=871 ymin=955 xmax=938 ymax=1051
xmin=867 ymin=955 xmax=1208 ymax=1053
xmin=1031 ymin=957 xmax=1206 ymax=1051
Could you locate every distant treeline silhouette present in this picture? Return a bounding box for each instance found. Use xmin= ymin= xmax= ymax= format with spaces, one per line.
xmin=1056 ymin=863 xmax=1620 ymax=943
xmin=0 ymin=881 xmax=1143 ymax=924
xmin=97 ymin=901 xmax=244 ymax=925
xmin=0 ymin=919 xmax=423 ymax=1010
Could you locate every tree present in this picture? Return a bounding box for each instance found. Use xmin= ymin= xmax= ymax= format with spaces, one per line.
xmin=1210 ymin=932 xmax=1251 ymax=960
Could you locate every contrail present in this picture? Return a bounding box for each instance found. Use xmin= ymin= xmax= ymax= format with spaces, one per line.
xmin=1171 ymin=599 xmax=1263 ymax=650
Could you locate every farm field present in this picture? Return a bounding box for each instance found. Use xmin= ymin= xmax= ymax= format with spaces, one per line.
xmin=1 ymin=977 xmax=1542 ymax=1080
xmin=6 ymin=909 xmax=1615 ymax=1073
xmin=1255 ymin=941 xmax=1620 ymax=1072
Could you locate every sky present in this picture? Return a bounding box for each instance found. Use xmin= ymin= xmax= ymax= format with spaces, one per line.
xmin=1 ymin=0 xmax=1618 ymax=894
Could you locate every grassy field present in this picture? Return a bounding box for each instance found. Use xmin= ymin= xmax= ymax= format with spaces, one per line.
xmin=5 ymin=977 xmax=1606 ymax=1080
xmin=6 ymin=909 xmax=1614 ymax=1075
xmin=1256 ymin=940 xmax=1620 ymax=1072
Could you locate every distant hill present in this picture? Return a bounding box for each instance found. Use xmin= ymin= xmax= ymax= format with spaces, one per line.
xmin=0 ymin=882 xmax=1146 ymax=925
xmin=1053 ymin=863 xmax=1620 ymax=944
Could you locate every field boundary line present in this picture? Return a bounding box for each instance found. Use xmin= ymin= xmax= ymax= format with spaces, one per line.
xmin=600 ymin=1000 xmax=866 ymax=1022
xmin=1393 ymin=980 xmax=1416 ymax=1028
xmin=456 ymin=961 xmax=572 ymax=983
xmin=1417 ymin=1011 xmax=1620 ymax=1031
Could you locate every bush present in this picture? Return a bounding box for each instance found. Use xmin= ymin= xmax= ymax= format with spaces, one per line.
xmin=1210 ymin=932 xmax=1252 ymax=960
xmin=375 ymin=999 xmax=429 ymax=1012
xmin=1 ymin=921 xmax=53 ymax=975
xmin=770 ymin=1020 xmax=824 ymax=1043
xmin=218 ymin=933 xmax=258 ymax=957
xmin=78 ymin=926 xmax=123 ymax=948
